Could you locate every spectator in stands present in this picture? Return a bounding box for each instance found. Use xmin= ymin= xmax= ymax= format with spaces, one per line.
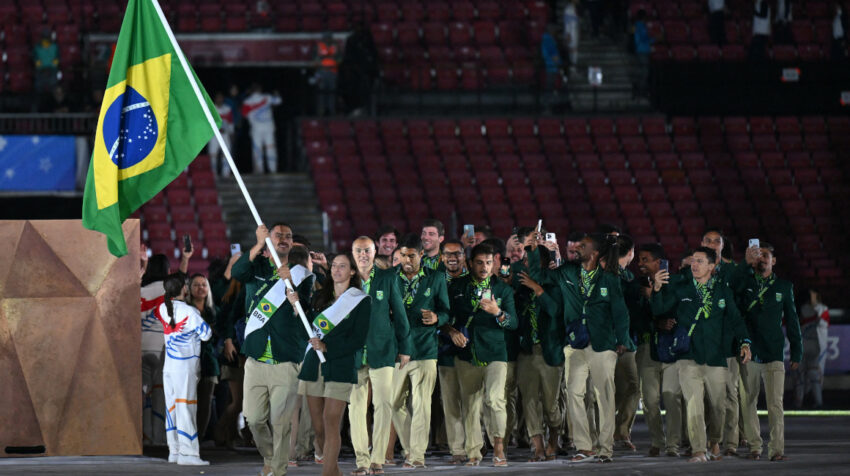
xmin=292 ymin=253 xmax=367 ymax=476
xmin=40 ymin=86 xmax=73 ymax=113
xmin=241 ymin=83 xmax=282 ymax=174
xmin=773 ymin=0 xmax=794 ymax=44
xmin=528 ymin=233 xmax=632 ymax=463
xmin=749 ymin=0 xmax=771 ymax=61
xmin=186 ymin=274 xmax=220 ymax=446
xmin=540 ymin=24 xmax=564 ymax=113
xmin=708 ymin=0 xmax=727 ymax=46
xmin=795 ymin=288 xmax=829 ymax=408
xmin=375 ymin=225 xmax=400 ymax=256
xmin=633 ymin=9 xmax=655 ymax=97
xmin=586 ymin=0 xmax=604 ymax=38
xmin=207 ymin=92 xmax=235 ymax=177
xmin=563 ymin=0 xmax=580 ymax=75
xmin=449 ymin=243 xmax=517 ymax=467
xmin=33 ymin=29 xmax=59 ymax=94
xmin=832 ymin=3 xmax=848 ymax=61
xmin=253 ymin=0 xmax=271 ymax=31
xmin=651 ymin=247 xmax=752 ymax=463
xmin=339 ymin=22 xmax=378 ymax=117
xmin=314 ymin=32 xmax=340 ymax=116
xmin=420 ymin=219 xmax=446 ymax=270
xmin=738 ymin=243 xmax=801 ymax=461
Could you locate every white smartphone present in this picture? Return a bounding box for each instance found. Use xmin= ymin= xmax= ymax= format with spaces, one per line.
xmin=546 ymin=233 xmax=557 ymax=243
xmin=748 ymin=238 xmax=759 ymax=249
xmin=463 ymin=224 xmax=474 ymax=238
xmin=536 ymin=219 xmax=543 ymax=233
xmin=481 ymin=289 xmax=492 ymax=301
xmin=230 ymin=243 xmax=241 ymax=255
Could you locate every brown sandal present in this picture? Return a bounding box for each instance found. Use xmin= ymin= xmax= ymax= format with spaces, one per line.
xmin=770 ymin=454 xmax=788 ymax=461
xmin=747 ymin=452 xmax=761 ymax=460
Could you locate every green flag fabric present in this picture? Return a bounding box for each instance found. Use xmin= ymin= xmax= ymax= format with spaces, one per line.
xmin=82 ymin=0 xmax=220 ymax=256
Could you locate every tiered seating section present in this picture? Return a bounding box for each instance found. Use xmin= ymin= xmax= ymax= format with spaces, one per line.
xmin=632 ymin=0 xmax=848 ymax=61
xmin=304 ymin=115 xmax=849 ymax=303
xmin=133 ymin=155 xmax=229 ymax=275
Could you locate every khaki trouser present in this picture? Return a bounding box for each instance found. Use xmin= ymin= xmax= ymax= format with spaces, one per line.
xmin=661 ymin=362 xmax=684 ymax=452
xmin=438 ymin=364 xmax=466 ymax=456
xmin=720 ymin=356 xmax=741 ymax=450
xmin=517 ymin=345 xmax=563 ymax=438
xmin=740 ymin=360 xmax=786 ymax=458
xmin=635 ymin=343 xmax=666 ymax=450
xmin=392 ymin=359 xmax=438 ymax=463
xmin=504 ymin=361 xmax=518 ymax=443
xmin=614 ymin=350 xmax=640 ymax=441
xmin=455 ymin=359 xmax=508 ymax=460
xmin=349 ymin=366 xmax=395 ymax=468
xmin=677 ymin=359 xmax=727 ymax=455
xmin=564 ymin=346 xmax=617 ymax=458
xmin=243 ymin=358 xmax=301 ymax=476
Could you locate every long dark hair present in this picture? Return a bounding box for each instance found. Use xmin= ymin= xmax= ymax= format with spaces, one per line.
xmin=312 ymin=253 xmax=361 ymax=311
xmin=589 ymin=232 xmax=621 ymax=276
xmin=142 ymin=254 xmax=170 ymax=286
xmin=162 ymin=273 xmax=186 ymax=328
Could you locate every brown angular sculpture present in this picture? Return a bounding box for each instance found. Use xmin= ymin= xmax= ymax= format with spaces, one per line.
xmin=0 ymin=219 xmax=141 ymax=457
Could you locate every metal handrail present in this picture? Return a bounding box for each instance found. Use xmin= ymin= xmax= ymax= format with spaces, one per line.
xmin=0 ymin=113 xmax=98 ymax=135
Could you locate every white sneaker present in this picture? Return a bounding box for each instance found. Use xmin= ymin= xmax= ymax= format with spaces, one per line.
xmin=177 ymin=455 xmax=210 ymax=466
xmin=167 ymin=453 xmax=178 ymax=463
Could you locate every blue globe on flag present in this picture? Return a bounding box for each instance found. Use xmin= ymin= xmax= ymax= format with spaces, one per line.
xmin=102 ymin=86 xmax=159 ymax=169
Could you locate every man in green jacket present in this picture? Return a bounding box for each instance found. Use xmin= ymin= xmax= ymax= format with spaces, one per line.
xmin=528 ymin=232 xmax=633 ymax=463
xmin=349 ymin=236 xmax=411 ymax=474
xmin=614 ymin=235 xmax=641 ymax=452
xmin=241 ymin=261 xmax=310 ymax=476
xmin=420 ymin=218 xmax=445 ymax=271
xmin=651 ymin=246 xmax=752 ymax=463
xmin=446 ymin=243 xmax=517 ymax=467
xmin=390 ymin=235 xmax=450 ymax=468
xmin=635 ymin=243 xmax=684 ymax=457
xmin=737 ymin=243 xmax=802 ymax=461
xmin=512 ymin=228 xmax=565 ymax=461
xmin=231 ymin=222 xmax=298 ymax=476
xmin=436 ymin=239 xmax=469 ymax=465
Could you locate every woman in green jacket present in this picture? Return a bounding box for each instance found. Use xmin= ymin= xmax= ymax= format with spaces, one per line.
xmin=287 ymin=253 xmax=371 ymax=476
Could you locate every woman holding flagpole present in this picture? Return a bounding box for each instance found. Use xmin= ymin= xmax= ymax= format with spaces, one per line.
xmin=289 ymin=253 xmax=371 ymax=476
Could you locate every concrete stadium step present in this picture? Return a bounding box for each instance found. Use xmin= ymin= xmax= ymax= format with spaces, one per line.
xmin=217 ymin=173 xmax=326 ymax=251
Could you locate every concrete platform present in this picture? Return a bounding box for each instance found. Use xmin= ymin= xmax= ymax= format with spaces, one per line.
xmin=2 ymin=416 xmax=849 ymax=475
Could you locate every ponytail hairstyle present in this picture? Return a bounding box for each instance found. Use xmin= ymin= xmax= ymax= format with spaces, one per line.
xmin=162 ymin=274 xmax=186 ymax=328
xmin=588 ymin=232 xmax=621 ymax=275
xmin=312 ymin=252 xmax=361 ymax=311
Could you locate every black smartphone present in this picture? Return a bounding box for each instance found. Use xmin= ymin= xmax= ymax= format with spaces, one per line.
xmin=499 ymin=257 xmax=511 ymax=277
xmin=659 ymin=259 xmax=669 ymax=273
xmin=183 ymin=234 xmax=192 ymax=253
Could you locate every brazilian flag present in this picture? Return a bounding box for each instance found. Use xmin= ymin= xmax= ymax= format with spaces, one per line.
xmin=83 ymin=0 xmax=220 ymax=256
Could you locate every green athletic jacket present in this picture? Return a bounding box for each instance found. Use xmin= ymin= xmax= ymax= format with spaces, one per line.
xmin=230 ymin=252 xmax=276 ymax=315
xmin=399 ymin=266 xmax=450 ymax=361
xmin=512 ymin=260 xmax=565 ymax=366
xmin=651 ymin=278 xmax=751 ymax=367
xmin=437 ymin=270 xmax=469 ymax=367
xmin=241 ymin=276 xmax=311 ymax=364
xmin=528 ymin=249 xmax=634 ymax=353
xmin=736 ymin=269 xmax=802 ymax=364
xmin=299 ymin=297 xmax=371 ymax=384
xmin=354 ymin=266 xmax=411 ymax=369
xmin=449 ymin=275 xmax=518 ymax=364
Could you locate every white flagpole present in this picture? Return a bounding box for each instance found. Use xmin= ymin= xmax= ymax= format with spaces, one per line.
xmin=149 ymin=0 xmax=325 ymax=362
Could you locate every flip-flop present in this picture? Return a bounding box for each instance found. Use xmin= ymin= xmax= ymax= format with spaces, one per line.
xmin=493 ymin=456 xmax=508 ymax=467
xmin=369 ymin=465 xmax=385 ymax=474
xmin=350 ymin=468 xmax=369 ymax=476
xmin=770 ymin=454 xmax=788 ymax=461
xmin=687 ymin=454 xmax=709 ymax=463
xmin=747 ymin=452 xmax=761 ymax=461
xmin=570 ymin=451 xmax=596 ymax=462
xmin=528 ymin=454 xmax=546 ymax=462
xmin=465 ymin=458 xmax=480 ymax=466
